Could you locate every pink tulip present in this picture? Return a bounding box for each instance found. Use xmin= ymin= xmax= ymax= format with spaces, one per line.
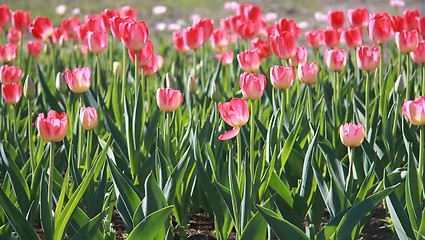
xmin=51 ymin=27 xmax=68 ymax=45
xmin=128 ymin=40 xmax=153 ymax=66
xmin=7 ymin=28 xmax=22 ymax=44
xmin=298 ymin=62 xmax=318 ymax=84
xmin=402 ymin=96 xmax=425 ymax=126
xmin=100 ymin=9 xmax=118 ymax=33
xmin=305 ymin=30 xmax=324 ymax=49
xmin=251 ymin=37 xmax=271 ymax=59
xmin=119 ymin=20 xmax=149 ymax=50
xmin=0 ymin=5 xmax=11 ymax=28
xmin=75 ymin=44 xmax=88 ymax=56
xmin=270 ymin=31 xmax=296 ymax=60
xmin=27 ymin=41 xmax=42 ymax=57
xmin=61 ymin=17 xmax=81 ymax=38
xmin=1 ymin=83 xmax=21 ymax=105
xmin=110 ymin=16 xmax=132 ymax=40
xmin=217 ymin=50 xmax=234 ymax=66
xmin=156 ymin=55 xmax=164 ymax=71
xmin=368 ymin=12 xmax=392 ymax=44
xmin=0 ymin=43 xmax=17 ymax=63
xmin=193 ymin=18 xmax=213 ymax=40
xmin=35 ymin=110 xmax=69 ymax=142
xmin=119 ymin=6 xmax=138 ymax=20
xmin=342 ymin=27 xmax=362 ymax=48
xmin=218 ymin=98 xmax=249 ymax=140
xmin=29 ymin=16 xmax=53 ymax=41
xmin=234 ymin=19 xmax=260 ymax=40
xmin=347 ymin=8 xmax=369 ymax=28
xmin=270 ymin=65 xmax=295 ymax=89
xmin=12 ymin=10 xmax=30 ymax=32
xmin=142 ymin=55 xmax=161 ymax=76
xmin=403 ymin=9 xmax=419 ymax=31
xmin=239 ymin=72 xmax=266 ymax=100
xmin=64 ymin=67 xmax=91 ymax=93
xmin=357 ymin=45 xmax=381 ymax=71
xmin=87 ymin=31 xmax=108 ymax=54
xmin=328 ymin=10 xmax=345 ymax=29
xmin=80 ymin=107 xmax=98 ymax=130
xmin=339 ymin=123 xmax=365 ymax=147
xmin=183 ymin=25 xmax=205 ymax=50
xmin=173 ymin=31 xmax=190 ymax=53
xmin=0 ymin=65 xmax=22 ymax=84
xmin=417 ymin=17 xmax=425 ymax=40
xmin=85 ymin=14 xmax=103 ymax=32
xmin=273 ymin=18 xmax=301 ymax=40
xmin=411 ymin=41 xmax=425 ymax=64
xmin=391 ymin=16 xmax=407 ymax=33
xmin=156 ymin=88 xmax=183 ymax=112
xmin=324 ymin=49 xmax=347 ymax=71
xmin=395 ymin=30 xmax=419 ymax=53
xmin=289 ymin=46 xmax=307 ymax=67
xmin=324 ymin=28 xmax=341 ymax=48
xmin=211 ymin=29 xmax=229 ymax=53
xmin=237 ymin=50 xmax=261 ymax=73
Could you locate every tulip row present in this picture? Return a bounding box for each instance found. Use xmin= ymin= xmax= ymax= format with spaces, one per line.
xmin=1 ymin=2 xmax=425 ymax=240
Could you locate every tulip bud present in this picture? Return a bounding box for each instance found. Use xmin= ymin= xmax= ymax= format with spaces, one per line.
xmin=188 ymin=75 xmax=198 ymax=93
xmin=211 ymin=82 xmax=221 ymax=101
xmin=394 ymin=75 xmax=405 ymax=94
xmin=56 ymin=72 xmax=68 ymax=93
xmin=113 ymin=61 xmax=122 ymax=76
xmin=166 ymin=73 xmax=178 ymax=89
xmin=24 ymin=76 xmax=36 ymax=100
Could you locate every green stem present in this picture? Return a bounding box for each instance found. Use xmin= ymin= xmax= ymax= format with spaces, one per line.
xmin=249 ymin=100 xmax=255 ymax=181
xmin=96 ymin=54 xmax=101 ymax=93
xmin=78 ymin=96 xmax=84 ymax=168
xmin=308 ymin=85 xmax=314 ymax=123
xmin=237 ymin=131 xmax=242 ymax=184
xmin=365 ymin=71 xmax=370 ymax=133
xmin=420 ymin=126 xmax=425 ymax=181
xmin=109 ymin=36 xmax=113 ymax=76
xmin=121 ymin=45 xmax=127 ymax=104
xmin=50 ymin=41 xmax=57 ymax=84
xmin=165 ymin=112 xmax=171 ymax=160
xmin=135 ymin=50 xmax=139 ymax=100
xmin=423 ymin=64 xmax=425 ymax=96
xmin=277 ymin=90 xmax=285 ymax=139
xmin=85 ymin=130 xmax=92 ymax=172
xmin=18 ymin=35 xmax=23 ymax=70
xmin=25 ymin=54 xmax=32 ymax=78
xmin=28 ymin=100 xmax=35 ymax=175
xmin=48 ymin=142 xmax=55 ymax=210
xmin=406 ymin=53 xmax=410 ymax=100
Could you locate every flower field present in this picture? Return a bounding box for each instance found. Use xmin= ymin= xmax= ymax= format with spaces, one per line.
xmin=1 ymin=1 xmax=425 ymax=239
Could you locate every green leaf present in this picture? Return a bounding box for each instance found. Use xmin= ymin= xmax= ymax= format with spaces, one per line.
xmin=240 ymin=212 xmax=267 ymax=240
xmin=141 ymin=172 xmax=168 ymax=220
xmin=40 ymin=173 xmax=53 ymax=240
xmin=279 ymin=108 xmax=303 ymax=173
xmin=256 ymin=204 xmax=309 ymax=240
xmin=127 ymin=206 xmax=173 ymax=240
xmin=70 ymin=210 xmax=106 ymax=240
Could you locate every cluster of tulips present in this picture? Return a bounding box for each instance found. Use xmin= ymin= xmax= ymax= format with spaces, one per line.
xmin=1 ymin=1 xmax=425 ymax=239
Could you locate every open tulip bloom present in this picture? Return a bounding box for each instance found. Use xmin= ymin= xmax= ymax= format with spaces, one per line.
xmin=218 ymin=98 xmax=249 ymax=140
xmin=35 ymin=110 xmax=69 ymax=142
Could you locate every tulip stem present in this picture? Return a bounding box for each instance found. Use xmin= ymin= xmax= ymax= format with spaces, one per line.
xmin=96 ymin=54 xmax=101 ymax=93
xmin=277 ymin=90 xmax=285 ymax=139
xmin=308 ymin=85 xmax=314 ymax=123
xmin=121 ymin=45 xmax=127 ymax=104
xmin=423 ymin=64 xmax=425 ymax=96
xmin=406 ymin=53 xmax=410 ymax=100
xmin=365 ymin=71 xmax=370 ymax=134
xmin=78 ymin=96 xmax=84 ymax=168
xmin=28 ymin=100 xmax=35 ymax=175
xmin=346 ymin=146 xmax=354 ymax=197
xmin=50 ymin=41 xmax=57 ymax=86
xmin=25 ymin=54 xmax=32 ymax=79
xmin=18 ymin=36 xmax=23 ymax=71
xmin=379 ymin=44 xmax=388 ymax=129
xmin=237 ymin=130 xmax=242 ymax=184
xmin=109 ymin=36 xmax=114 ymax=76
xmin=165 ymin=112 xmax=171 ymax=160
xmin=420 ymin=126 xmax=425 ymax=182
xmin=85 ymin=130 xmax=92 ymax=171
xmin=48 ymin=142 xmax=55 ymax=210
xmin=135 ymin=50 xmax=139 ymax=100
xmin=249 ymin=100 xmax=255 ymax=180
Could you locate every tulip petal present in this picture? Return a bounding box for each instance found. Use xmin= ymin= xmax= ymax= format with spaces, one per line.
xmin=218 ymin=129 xmax=240 ymax=140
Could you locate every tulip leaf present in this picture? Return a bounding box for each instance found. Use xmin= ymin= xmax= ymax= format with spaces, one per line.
xmin=127 ymin=206 xmax=173 ymax=240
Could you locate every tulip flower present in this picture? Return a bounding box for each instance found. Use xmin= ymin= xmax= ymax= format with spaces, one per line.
xmin=305 ymin=30 xmax=325 ymax=49
xmin=270 ymin=65 xmax=295 ymax=89
xmin=100 ymin=9 xmax=118 ymax=33
xmin=211 ymin=29 xmax=229 ymax=53
xmin=87 ymin=31 xmax=108 ymax=54
xmin=76 ymin=24 xmax=89 ymax=42
xmin=417 ymin=17 xmax=425 ymax=40
xmin=368 ymin=12 xmax=392 ymax=44
xmin=193 ymin=18 xmax=213 ymax=40
xmin=347 ymin=8 xmax=369 ymax=29
xmin=270 ymin=31 xmax=296 ymax=59
xmin=51 ymin=27 xmax=68 ymax=45
xmin=1 ymin=83 xmax=22 ymax=105
xmin=29 ymin=16 xmax=53 ymax=41
xmin=128 ymin=40 xmax=153 ymax=66
xmin=251 ymin=38 xmax=271 ymax=59
xmin=64 ymin=67 xmax=91 ymax=93
xmin=395 ymin=30 xmax=419 ymax=53
xmin=239 ymin=3 xmax=262 ymax=21
xmin=327 ymin=10 xmax=345 ymax=29
xmin=403 ymin=9 xmax=419 ymax=31
xmin=339 ymin=123 xmax=365 ymax=147
xmin=80 ymin=107 xmax=98 ymax=130
xmin=156 ymin=88 xmax=183 ymax=112
xmin=234 ymin=19 xmax=260 ymax=40
xmin=402 ymin=96 xmax=425 ymax=126
xmin=35 ymin=110 xmax=69 ymax=142
xmin=239 ymin=72 xmax=266 ymax=100
xmin=7 ymin=28 xmax=22 ymax=44
xmin=324 ymin=49 xmax=347 ymax=71
xmin=289 ymin=46 xmax=307 ymax=67
xmin=85 ymin=14 xmax=103 ymax=32
xmin=357 ymin=45 xmax=381 ymax=71
xmin=183 ymin=25 xmax=205 ymax=50
xmin=142 ymin=55 xmax=161 ymax=76
xmin=342 ymin=28 xmax=362 ymax=48
xmin=324 ymin=28 xmax=341 ymax=48
xmin=75 ymin=44 xmax=88 ymax=56
xmin=237 ymin=50 xmax=261 ymax=72
xmin=12 ymin=10 xmax=30 ymax=32
xmin=391 ymin=16 xmax=407 ymax=33
xmin=0 ymin=43 xmax=17 ymax=63
xmin=411 ymin=41 xmax=425 ymax=64
xmin=218 ymin=98 xmax=249 ymax=140
xmin=109 ymin=16 xmax=130 ymax=40
xmin=61 ymin=17 xmax=81 ymax=38
xmin=119 ymin=20 xmax=149 ymax=50
xmin=173 ymin=30 xmax=190 ymax=53
xmin=1 ymin=65 xmax=22 ymax=84
xmin=0 ymin=5 xmax=11 ymax=28
xmin=274 ymin=18 xmax=301 ymax=40
xmin=298 ymin=62 xmax=318 ymax=84
xmin=217 ymin=50 xmax=234 ymax=66
xmin=119 ymin=6 xmax=138 ymax=20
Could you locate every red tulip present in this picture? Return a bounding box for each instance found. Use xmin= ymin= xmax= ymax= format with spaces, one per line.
xmin=402 ymin=96 xmax=425 ymax=126
xmin=51 ymin=27 xmax=68 ymax=45
xmin=416 ymin=17 xmax=425 ymax=40
xmin=1 ymin=83 xmax=22 ymax=105
xmin=339 ymin=123 xmax=365 ymax=147
xmin=239 ymin=3 xmax=262 ymax=21
xmin=391 ymin=16 xmax=407 ymax=33
xmin=87 ymin=31 xmax=108 ymax=54
xmin=35 ymin=110 xmax=68 ymax=142
xmin=173 ymin=30 xmax=189 ymax=53
xmin=328 ymin=10 xmax=345 ymax=29
xmin=273 ymin=18 xmax=301 ymax=40
xmin=142 ymin=55 xmax=161 ymax=76
xmin=237 ymin=50 xmax=261 ymax=72
xmin=12 ymin=10 xmax=30 ymax=32
xmin=270 ymin=65 xmax=295 ymax=89
xmin=342 ymin=27 xmax=362 ymax=48
xmin=193 ymin=18 xmax=213 ymax=40
xmin=183 ymin=25 xmax=205 ymax=49
xmin=357 ymin=45 xmax=381 ymax=71
xmin=80 ymin=107 xmax=98 ymax=130
xmin=251 ymin=37 xmax=271 ymax=59
xmin=403 ymin=9 xmax=419 ymax=31
xmin=61 ymin=17 xmax=81 ymax=38
xmin=217 ymin=50 xmax=234 ymax=66
xmin=85 ymin=14 xmax=103 ymax=32
xmin=324 ymin=48 xmax=347 ymax=71
xmin=100 ymin=9 xmax=118 ymax=33
xmin=27 ymin=41 xmax=42 ymax=57
xmin=347 ymin=8 xmax=369 ymax=28
xmin=1 ymin=65 xmax=22 ymax=84
xmin=411 ymin=41 xmax=425 ymax=64
xmin=64 ymin=67 xmax=91 ymax=93
xmin=7 ymin=28 xmax=22 ymax=44
xmin=368 ymin=12 xmax=392 ymax=44
xmin=220 ymin=16 xmax=235 ymax=33
xmin=395 ymin=30 xmax=419 ymax=53
xmin=239 ymin=72 xmax=266 ymax=100
xmin=0 ymin=5 xmax=11 ymax=28
xmin=234 ymin=19 xmax=259 ymax=40
xmin=298 ymin=62 xmax=318 ymax=84
xmin=324 ymin=28 xmax=341 ymax=48
xmin=0 ymin=43 xmax=17 ymax=63
xmin=156 ymin=88 xmax=183 ymax=112
xmin=218 ymin=98 xmax=249 ymax=140
xmin=119 ymin=6 xmax=138 ymax=20
xmin=211 ymin=29 xmax=229 ymax=53
xmin=76 ymin=24 xmax=89 ymax=43
xmin=119 ymin=20 xmax=149 ymax=50
xmin=128 ymin=40 xmax=154 ymax=66
xmin=29 ymin=16 xmax=53 ymax=41
xmin=305 ymin=30 xmax=324 ymax=49
xmin=270 ymin=31 xmax=296 ymax=60
xmin=289 ymin=46 xmax=307 ymax=67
